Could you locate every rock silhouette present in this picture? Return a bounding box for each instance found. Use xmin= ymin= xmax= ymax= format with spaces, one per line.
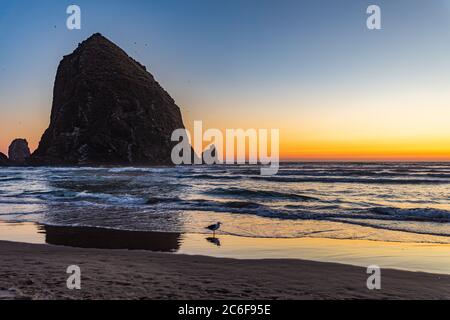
xmin=8 ymin=139 xmax=31 ymax=163
xmin=0 ymin=152 xmax=10 ymax=166
xmin=31 ymin=33 xmax=186 ymax=165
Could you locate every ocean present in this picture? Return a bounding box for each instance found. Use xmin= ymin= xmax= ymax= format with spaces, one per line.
xmin=0 ymin=162 xmax=449 ymax=244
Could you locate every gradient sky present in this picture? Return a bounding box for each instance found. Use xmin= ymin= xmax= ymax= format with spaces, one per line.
xmin=1 ymin=0 xmax=450 ymax=160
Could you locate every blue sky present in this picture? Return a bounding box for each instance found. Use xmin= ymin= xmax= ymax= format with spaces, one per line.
xmin=1 ymin=0 xmax=450 ymax=159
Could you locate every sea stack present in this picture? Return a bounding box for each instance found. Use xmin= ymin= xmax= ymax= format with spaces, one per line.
xmin=0 ymin=152 xmax=11 ymax=166
xmin=8 ymin=139 xmax=31 ymax=163
xmin=31 ymin=33 xmax=186 ymax=165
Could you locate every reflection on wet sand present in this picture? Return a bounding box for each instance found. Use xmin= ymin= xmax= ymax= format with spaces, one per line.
xmin=206 ymin=237 xmax=221 ymax=247
xmin=40 ymin=225 xmax=181 ymax=252
xmin=1 ymin=222 xmax=449 ymax=274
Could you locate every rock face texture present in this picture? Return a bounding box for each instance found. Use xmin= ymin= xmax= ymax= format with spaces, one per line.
xmin=31 ymin=33 xmax=186 ymax=165
xmin=8 ymin=139 xmax=31 ymax=163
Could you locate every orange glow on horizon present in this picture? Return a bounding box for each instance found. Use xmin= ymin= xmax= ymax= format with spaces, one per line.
xmin=2 ymin=102 xmax=450 ymax=162
xmin=279 ymin=136 xmax=450 ymax=161
xmin=1 ymin=126 xmax=450 ymax=162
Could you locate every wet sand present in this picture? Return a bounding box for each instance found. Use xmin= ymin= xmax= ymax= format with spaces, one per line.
xmin=1 ymin=222 xmax=449 ymax=275
xmin=0 ymin=240 xmax=449 ymax=300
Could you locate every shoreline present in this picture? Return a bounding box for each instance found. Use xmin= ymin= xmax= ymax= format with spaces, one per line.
xmin=0 ymin=221 xmax=449 ymax=275
xmin=0 ymin=239 xmax=449 ymax=300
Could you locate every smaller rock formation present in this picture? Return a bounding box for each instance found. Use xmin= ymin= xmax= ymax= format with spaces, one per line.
xmin=0 ymin=152 xmax=10 ymax=166
xmin=8 ymin=139 xmax=31 ymax=163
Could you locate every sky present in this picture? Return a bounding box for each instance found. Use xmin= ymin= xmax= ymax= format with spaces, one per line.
xmin=1 ymin=0 xmax=450 ymax=160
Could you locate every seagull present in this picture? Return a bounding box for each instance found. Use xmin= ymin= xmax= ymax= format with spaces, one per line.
xmin=206 ymin=222 xmax=222 ymax=236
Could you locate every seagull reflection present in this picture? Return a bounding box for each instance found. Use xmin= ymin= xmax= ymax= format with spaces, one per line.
xmin=206 ymin=237 xmax=221 ymax=247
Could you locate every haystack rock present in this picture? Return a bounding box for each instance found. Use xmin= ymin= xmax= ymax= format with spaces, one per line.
xmin=31 ymin=33 xmax=186 ymax=165
xmin=8 ymin=139 xmax=31 ymax=163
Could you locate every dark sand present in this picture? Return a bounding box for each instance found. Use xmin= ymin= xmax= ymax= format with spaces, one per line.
xmin=0 ymin=240 xmax=449 ymax=300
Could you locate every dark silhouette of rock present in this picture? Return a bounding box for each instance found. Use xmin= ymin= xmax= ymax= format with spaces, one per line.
xmin=8 ymin=139 xmax=31 ymax=163
xmin=31 ymin=33 xmax=187 ymax=166
xmin=0 ymin=152 xmax=10 ymax=166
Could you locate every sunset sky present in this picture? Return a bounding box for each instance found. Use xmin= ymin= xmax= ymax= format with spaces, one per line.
xmin=1 ymin=0 xmax=450 ymax=160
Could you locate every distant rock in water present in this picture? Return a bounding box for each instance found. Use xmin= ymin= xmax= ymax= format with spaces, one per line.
xmin=31 ymin=33 xmax=186 ymax=166
xmin=0 ymin=152 xmax=11 ymax=166
xmin=8 ymin=139 xmax=31 ymax=163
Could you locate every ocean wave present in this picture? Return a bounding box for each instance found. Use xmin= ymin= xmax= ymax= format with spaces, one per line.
xmin=27 ymin=189 xmax=146 ymax=205
xmin=206 ymin=187 xmax=319 ymax=201
xmin=74 ymin=191 xmax=145 ymax=205
xmin=1 ymin=164 xmax=450 ymax=243
xmin=46 ymin=167 xmax=101 ymax=172
xmin=181 ymin=174 xmax=241 ymax=180
xmin=370 ymin=207 xmax=450 ymax=222
xmin=0 ymin=177 xmax=24 ymax=182
xmin=329 ymin=218 xmax=450 ymax=238
xmin=221 ymin=201 xmax=261 ymax=209
xmin=0 ymin=198 xmax=44 ymax=205
xmin=146 ymin=197 xmax=181 ymax=205
xmin=251 ymin=176 xmax=450 ymax=185
xmin=168 ymin=198 xmax=450 ymax=224
xmin=171 ymin=199 xmax=273 ymax=216
xmin=108 ymin=167 xmax=166 ymax=173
